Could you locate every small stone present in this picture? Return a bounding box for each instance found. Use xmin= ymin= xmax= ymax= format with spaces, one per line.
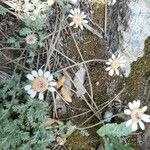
xmin=104 ymin=111 xmax=113 ymax=122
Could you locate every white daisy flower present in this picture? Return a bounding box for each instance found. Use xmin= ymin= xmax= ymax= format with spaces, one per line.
xmin=124 ymin=100 xmax=150 ymax=131
xmin=24 ymin=69 xmax=57 ymax=100
xmin=105 ymin=53 xmax=126 ymax=76
xmin=25 ymin=34 xmax=37 ymax=45
xmin=68 ymin=8 xmax=88 ymax=30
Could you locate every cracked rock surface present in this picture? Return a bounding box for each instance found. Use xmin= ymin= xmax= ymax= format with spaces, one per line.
xmin=108 ymin=0 xmax=150 ymax=77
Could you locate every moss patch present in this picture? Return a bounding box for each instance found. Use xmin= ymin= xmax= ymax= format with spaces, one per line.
xmin=120 ymin=37 xmax=150 ymax=102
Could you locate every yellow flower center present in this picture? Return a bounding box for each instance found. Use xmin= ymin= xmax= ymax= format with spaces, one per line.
xmin=73 ymin=14 xmax=83 ymax=25
xmin=32 ymin=77 xmax=49 ymax=93
xmin=111 ymin=60 xmax=120 ymax=70
xmin=131 ymin=108 xmax=143 ymax=123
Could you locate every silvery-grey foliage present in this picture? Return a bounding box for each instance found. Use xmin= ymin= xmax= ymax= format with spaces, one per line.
xmin=0 ymin=71 xmax=10 ymax=85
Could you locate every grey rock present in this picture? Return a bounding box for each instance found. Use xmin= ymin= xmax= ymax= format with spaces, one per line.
xmin=108 ymin=0 xmax=150 ymax=77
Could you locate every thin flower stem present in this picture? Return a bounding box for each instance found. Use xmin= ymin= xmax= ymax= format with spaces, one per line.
xmin=44 ymin=14 xmax=59 ymax=72
xmin=55 ymin=59 xmax=106 ymax=73
xmin=0 ymin=47 xmax=27 ymax=51
xmin=79 ymin=88 xmax=125 ymax=126
xmin=54 ymin=48 xmax=76 ymax=64
xmin=41 ymin=26 xmax=68 ymax=41
xmin=77 ymin=113 xmax=124 ymax=130
xmin=0 ymin=51 xmax=30 ymax=71
xmin=64 ymin=71 xmax=100 ymax=120
xmin=52 ymin=92 xmax=58 ymax=118
xmin=60 ymin=101 xmax=109 ymax=121
xmin=70 ymin=28 xmax=95 ymax=107
xmin=83 ymin=23 xmax=103 ymax=38
xmin=104 ymin=0 xmax=108 ymax=37
xmin=55 ymin=90 xmax=70 ymax=105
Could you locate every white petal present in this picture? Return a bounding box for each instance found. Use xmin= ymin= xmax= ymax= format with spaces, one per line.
xmin=44 ymin=71 xmax=50 ymax=78
xmin=139 ymin=121 xmax=145 ymax=130
xmin=24 ymin=85 xmax=31 ymax=91
xmin=77 ymin=8 xmax=80 ymax=13
xmin=118 ymin=53 xmax=121 ymax=58
xmin=68 ymin=14 xmax=73 ymax=18
xmin=31 ymin=70 xmax=38 ymax=77
xmin=83 ymin=20 xmax=88 ymax=24
xmin=128 ymin=102 xmax=134 ymax=110
xmin=48 ymin=75 xmax=53 ymax=81
xmin=27 ymin=74 xmax=34 ymax=80
xmin=108 ymin=59 xmax=113 ymax=62
xmin=124 ymin=109 xmax=131 ymax=115
xmin=120 ymin=63 xmax=126 ymax=68
xmin=48 ymin=87 xmax=56 ymax=92
xmin=142 ymin=106 xmax=147 ymax=112
xmin=115 ymin=69 xmax=119 ymax=76
xmin=126 ymin=119 xmax=132 ymax=127
xmin=135 ymin=100 xmax=140 ymax=108
xmin=141 ymin=114 xmax=150 ymax=123
xmin=108 ymin=69 xmax=114 ymax=76
xmin=81 ymin=12 xmax=85 ymax=17
xmin=30 ymin=90 xmax=37 ymax=98
xmin=119 ymin=56 xmax=124 ymax=60
xmin=39 ymin=93 xmax=44 ymax=100
xmin=80 ymin=24 xmax=83 ymax=30
xmin=38 ymin=69 xmax=43 ymax=76
xmin=112 ymin=54 xmax=116 ymax=59
xmin=69 ymin=22 xmax=75 ymax=26
xmin=70 ymin=9 xmax=75 ymax=14
xmin=82 ymin=15 xmax=87 ymax=19
xmin=133 ymin=100 xmax=137 ymax=108
xmin=106 ymin=62 xmax=111 ymax=65
xmin=49 ymin=82 xmax=57 ymax=86
xmin=120 ymin=60 xmax=126 ymax=65
xmin=132 ymin=122 xmax=138 ymax=131
xmin=105 ymin=67 xmax=111 ymax=71
xmin=28 ymin=89 xmax=34 ymax=95
xmin=74 ymin=8 xmax=78 ymax=14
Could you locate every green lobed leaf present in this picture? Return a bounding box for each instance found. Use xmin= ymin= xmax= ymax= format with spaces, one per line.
xmin=0 ymin=5 xmax=7 ymax=15
xmin=110 ymin=137 xmax=133 ymax=150
xmin=65 ymin=121 xmax=76 ymax=136
xmin=7 ymin=37 xmax=16 ymax=43
xmin=103 ymin=137 xmax=113 ymax=150
xmin=97 ymin=122 xmax=132 ymax=137
xmin=19 ymin=27 xmax=32 ymax=36
xmin=23 ymin=16 xmax=46 ymax=31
